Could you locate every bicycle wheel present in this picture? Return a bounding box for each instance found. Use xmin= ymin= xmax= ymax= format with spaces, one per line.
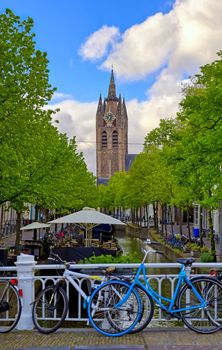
xmin=129 ymin=284 xmax=154 ymax=334
xmin=178 ymin=276 xmax=222 ymax=334
xmin=0 ymin=281 xmax=22 ymax=333
xmin=87 ymin=280 xmax=142 ymax=337
xmin=32 ymin=285 xmax=68 ymax=334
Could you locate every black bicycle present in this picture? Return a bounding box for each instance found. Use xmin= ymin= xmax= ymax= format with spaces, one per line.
xmin=0 ymin=278 xmax=22 ymax=332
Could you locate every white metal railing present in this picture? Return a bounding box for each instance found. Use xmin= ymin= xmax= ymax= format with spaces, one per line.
xmin=1 ymin=254 xmax=222 ymax=330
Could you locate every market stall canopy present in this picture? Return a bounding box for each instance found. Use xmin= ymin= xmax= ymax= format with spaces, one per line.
xmin=48 ymin=208 xmax=125 ymax=226
xmin=20 ymin=222 xmax=51 ymax=230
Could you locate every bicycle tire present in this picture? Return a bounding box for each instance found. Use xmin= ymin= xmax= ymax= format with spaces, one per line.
xmin=87 ymin=280 xmax=142 ymax=337
xmin=111 ymin=282 xmax=154 ymax=334
xmin=177 ymin=276 xmax=222 ymax=334
xmin=129 ymin=284 xmax=154 ymax=334
xmin=0 ymin=281 xmax=22 ymax=333
xmin=32 ymin=285 xmax=68 ymax=334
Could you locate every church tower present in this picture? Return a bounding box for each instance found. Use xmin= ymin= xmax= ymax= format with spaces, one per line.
xmin=96 ymin=69 xmax=128 ymax=184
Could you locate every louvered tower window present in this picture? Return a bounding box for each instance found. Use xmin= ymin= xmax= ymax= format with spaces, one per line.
xmin=101 ymin=131 xmax=107 ymax=148
xmin=112 ymin=131 xmax=118 ymax=147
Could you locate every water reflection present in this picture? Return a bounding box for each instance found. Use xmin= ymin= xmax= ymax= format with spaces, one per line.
xmin=115 ymin=231 xmax=170 ymax=263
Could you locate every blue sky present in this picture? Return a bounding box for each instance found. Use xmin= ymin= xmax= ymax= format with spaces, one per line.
xmin=1 ymin=0 xmax=221 ymax=174
xmin=0 ymin=0 xmax=174 ymax=101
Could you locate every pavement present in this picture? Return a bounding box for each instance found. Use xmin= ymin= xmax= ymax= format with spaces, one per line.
xmin=1 ymin=327 xmax=222 ymax=350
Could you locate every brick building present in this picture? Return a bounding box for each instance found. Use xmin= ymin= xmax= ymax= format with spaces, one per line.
xmin=96 ymin=70 xmax=134 ymax=185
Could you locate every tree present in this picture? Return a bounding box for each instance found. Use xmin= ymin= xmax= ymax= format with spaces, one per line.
xmin=174 ymin=51 xmax=222 ymax=259
xmin=0 ymin=9 xmax=97 ymax=250
xmin=0 ymin=9 xmax=56 ymax=205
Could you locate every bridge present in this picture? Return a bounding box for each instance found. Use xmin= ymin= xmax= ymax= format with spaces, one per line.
xmin=1 ymin=254 xmax=222 ymax=349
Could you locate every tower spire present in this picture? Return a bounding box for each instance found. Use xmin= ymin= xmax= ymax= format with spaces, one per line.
xmin=96 ymin=93 xmax=103 ymax=114
xmin=107 ymin=68 xmax=117 ymax=100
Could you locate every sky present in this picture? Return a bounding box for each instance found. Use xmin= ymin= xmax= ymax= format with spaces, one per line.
xmin=1 ymin=0 xmax=222 ymax=174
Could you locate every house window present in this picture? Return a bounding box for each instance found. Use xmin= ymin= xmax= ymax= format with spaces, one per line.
xmin=112 ymin=131 xmax=118 ymax=147
xmin=102 ymin=131 xmax=107 ymax=148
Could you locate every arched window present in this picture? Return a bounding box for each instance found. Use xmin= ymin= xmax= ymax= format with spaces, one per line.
xmin=101 ymin=131 xmax=107 ymax=148
xmin=112 ymin=131 xmax=118 ymax=147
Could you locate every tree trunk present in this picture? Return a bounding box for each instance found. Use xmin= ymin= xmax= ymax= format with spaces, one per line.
xmin=169 ymin=206 xmax=174 ymax=235
xmin=179 ymin=208 xmax=183 ymax=235
xmin=34 ymin=204 xmax=39 ymax=240
xmin=160 ymin=203 xmax=164 ymax=237
xmin=175 ymin=207 xmax=179 ymax=225
xmin=139 ymin=207 xmax=142 ymax=227
xmin=208 ymin=210 xmax=216 ymax=261
xmin=187 ymin=206 xmax=192 ymax=242
xmin=15 ymin=211 xmax=22 ymax=254
xmin=199 ymin=205 xmax=203 ymax=248
xmin=145 ymin=204 xmax=149 ymax=227
xmin=44 ymin=208 xmax=50 ymax=234
xmin=130 ymin=208 xmax=133 ymax=223
xmin=164 ymin=204 xmax=167 ymax=237
xmin=153 ymin=202 xmax=158 ymax=231
xmin=131 ymin=208 xmax=135 ymax=224
xmin=44 ymin=208 xmax=49 ymax=223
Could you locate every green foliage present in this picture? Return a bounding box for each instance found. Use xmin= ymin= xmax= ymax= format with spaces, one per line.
xmin=188 ymin=243 xmax=201 ymax=252
xmin=0 ymin=8 xmax=97 ymax=250
xmin=0 ymin=8 xmax=55 ymax=206
xmin=200 ymin=252 xmax=215 ymax=262
xmin=79 ymin=253 xmax=141 ymax=264
xmin=144 ymin=118 xmax=179 ymax=148
xmin=200 ymin=246 xmax=209 ymax=253
xmin=0 ymin=8 xmax=97 ymax=212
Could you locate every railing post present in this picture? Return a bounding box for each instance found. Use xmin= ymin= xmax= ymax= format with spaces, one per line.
xmin=15 ymin=253 xmax=37 ymax=330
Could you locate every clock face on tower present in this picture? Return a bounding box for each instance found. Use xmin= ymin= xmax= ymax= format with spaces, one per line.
xmin=103 ymin=112 xmax=116 ymax=126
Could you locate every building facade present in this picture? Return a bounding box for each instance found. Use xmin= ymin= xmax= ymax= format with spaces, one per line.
xmin=96 ymin=70 xmax=128 ymax=185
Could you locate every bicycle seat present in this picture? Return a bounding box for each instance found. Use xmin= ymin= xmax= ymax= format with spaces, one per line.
xmin=177 ymin=258 xmax=195 ymax=266
xmin=105 ymin=266 xmax=116 ymax=274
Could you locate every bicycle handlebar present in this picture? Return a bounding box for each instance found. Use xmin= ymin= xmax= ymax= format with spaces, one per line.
xmin=142 ymin=249 xmax=163 ymax=263
xmin=48 ymin=252 xmax=64 ymax=263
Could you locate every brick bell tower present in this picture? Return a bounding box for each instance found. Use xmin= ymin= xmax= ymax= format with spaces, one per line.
xmin=96 ymin=69 xmax=128 ymax=185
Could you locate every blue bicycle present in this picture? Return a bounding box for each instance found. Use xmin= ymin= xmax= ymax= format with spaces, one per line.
xmin=88 ymin=250 xmax=222 ymax=336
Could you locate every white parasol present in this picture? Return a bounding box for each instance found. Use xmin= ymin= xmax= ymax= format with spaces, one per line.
xmin=48 ymin=207 xmax=125 ymax=246
xmin=20 ymin=222 xmax=51 ymax=241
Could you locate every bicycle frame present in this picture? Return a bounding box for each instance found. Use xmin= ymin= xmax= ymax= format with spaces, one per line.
xmin=116 ymin=252 xmax=207 ymax=314
xmin=61 ymin=269 xmax=127 ymax=317
xmin=59 ymin=268 xmax=104 ymax=303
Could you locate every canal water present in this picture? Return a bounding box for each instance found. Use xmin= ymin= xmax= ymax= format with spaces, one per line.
xmin=115 ymin=229 xmax=171 ymax=263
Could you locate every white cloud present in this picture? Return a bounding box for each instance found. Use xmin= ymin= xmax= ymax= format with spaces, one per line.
xmin=52 ymin=92 xmax=72 ymax=101
xmin=50 ymin=99 xmax=97 ymax=174
xmin=55 ymin=0 xmax=222 ymax=175
xmin=79 ymin=25 xmax=120 ymax=61
xmin=103 ymin=12 xmax=176 ymax=80
xmin=101 ymin=0 xmax=222 ymax=80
